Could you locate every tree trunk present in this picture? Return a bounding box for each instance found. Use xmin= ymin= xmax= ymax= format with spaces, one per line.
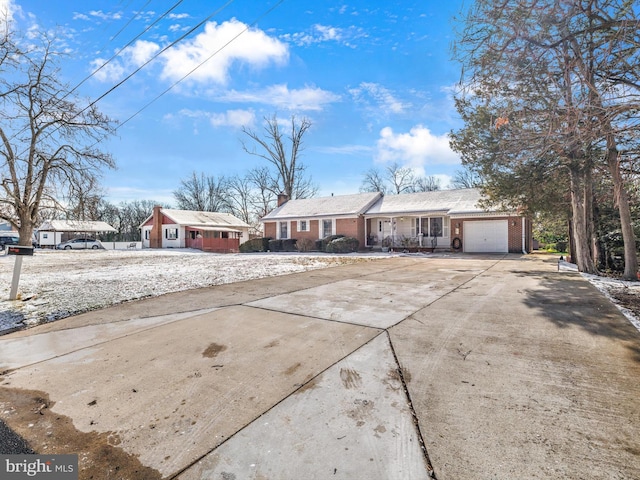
xmin=569 ymin=166 xmax=597 ymax=274
xmin=605 ymin=145 xmax=639 ymax=281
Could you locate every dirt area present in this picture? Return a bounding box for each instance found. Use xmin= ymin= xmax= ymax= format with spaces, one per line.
xmin=608 ymin=286 xmax=640 ymax=322
xmin=0 ymin=387 xmax=163 ymax=479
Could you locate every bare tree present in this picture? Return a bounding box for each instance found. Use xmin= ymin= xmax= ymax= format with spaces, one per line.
xmin=0 ymin=32 xmax=115 ymax=245
xmin=413 ymin=175 xmax=441 ymax=192
xmin=241 ymin=114 xmax=317 ymax=200
xmin=451 ymin=168 xmax=482 ymax=189
xmin=247 ymin=166 xmax=276 ymax=219
xmin=66 ymin=176 xmax=105 ymax=221
xmin=173 ymin=171 xmax=228 ymax=212
xmin=387 ymin=162 xmax=415 ymax=194
xmin=225 ymin=173 xmax=254 ymax=225
xmin=360 ymin=167 xmax=388 ymax=193
xmin=360 ymin=163 xmax=441 ymax=193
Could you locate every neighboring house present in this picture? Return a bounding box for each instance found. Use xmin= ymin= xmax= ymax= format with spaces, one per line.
xmin=140 ymin=206 xmax=250 ymax=253
xmin=37 ymin=220 xmax=117 ymax=248
xmin=261 ymin=189 xmax=532 ymax=254
xmin=261 ymin=192 xmax=383 ymax=248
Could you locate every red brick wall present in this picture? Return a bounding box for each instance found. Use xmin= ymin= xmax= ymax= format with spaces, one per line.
xmin=291 ymin=220 xmax=320 ymax=242
xmin=336 ymin=217 xmax=365 ymax=249
xmin=264 ymin=222 xmax=276 ymax=239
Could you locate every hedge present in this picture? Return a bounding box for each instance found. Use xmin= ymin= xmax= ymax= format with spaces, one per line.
xmin=315 ymin=235 xmax=345 ymax=252
xmin=268 ymin=238 xmax=298 ymax=252
xmin=239 ymin=237 xmax=272 ymax=253
xmin=325 ymin=236 xmax=359 ymax=253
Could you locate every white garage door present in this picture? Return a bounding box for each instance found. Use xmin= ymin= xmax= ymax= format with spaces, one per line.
xmin=464 ymin=220 xmax=508 ymax=253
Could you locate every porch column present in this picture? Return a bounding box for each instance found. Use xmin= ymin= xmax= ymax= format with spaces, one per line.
xmin=364 ymin=218 xmax=369 ymax=247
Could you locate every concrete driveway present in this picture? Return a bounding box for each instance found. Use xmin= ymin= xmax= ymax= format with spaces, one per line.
xmin=1 ymin=254 xmax=639 ymax=479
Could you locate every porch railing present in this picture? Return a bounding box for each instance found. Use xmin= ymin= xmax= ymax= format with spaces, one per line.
xmin=367 ymin=234 xmax=446 ymax=249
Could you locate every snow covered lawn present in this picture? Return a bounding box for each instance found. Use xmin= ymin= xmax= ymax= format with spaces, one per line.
xmin=0 ymin=249 xmax=381 ymax=334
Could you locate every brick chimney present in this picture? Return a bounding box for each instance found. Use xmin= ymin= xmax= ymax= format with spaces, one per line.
xmin=277 ymin=193 xmax=289 ymax=207
xmin=150 ymin=205 xmax=163 ymax=248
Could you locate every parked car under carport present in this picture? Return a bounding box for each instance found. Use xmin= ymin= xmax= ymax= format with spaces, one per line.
xmin=56 ymin=238 xmax=104 ymax=250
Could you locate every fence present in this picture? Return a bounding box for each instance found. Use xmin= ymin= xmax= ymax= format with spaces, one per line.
xmin=101 ymin=241 xmax=142 ymax=250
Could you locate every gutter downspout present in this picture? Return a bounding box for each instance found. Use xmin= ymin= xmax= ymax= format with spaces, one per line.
xmin=522 ymin=216 xmax=527 ymax=254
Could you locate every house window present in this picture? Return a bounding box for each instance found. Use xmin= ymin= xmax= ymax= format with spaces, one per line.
xmin=298 ymin=220 xmax=309 ymax=232
xmin=378 ymin=221 xmax=382 ymax=233
xmin=421 ymin=218 xmax=429 ymax=235
xmin=322 ymin=219 xmax=333 ymax=237
xmin=166 ymin=228 xmax=178 ymax=240
xmin=279 ymin=222 xmax=288 ymax=239
xmin=43 ymin=233 xmax=48 ymax=239
xmin=145 ymin=230 xmax=149 ymax=240
xmin=430 ymin=217 xmax=443 ymax=237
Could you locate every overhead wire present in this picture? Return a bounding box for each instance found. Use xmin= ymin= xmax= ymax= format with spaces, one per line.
xmin=3 ymin=0 xmax=186 ymax=152
xmin=7 ymin=0 xmax=235 ymax=161
xmin=116 ymin=0 xmax=287 ymax=132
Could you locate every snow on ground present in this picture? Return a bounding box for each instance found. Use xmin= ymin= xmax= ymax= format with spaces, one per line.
xmin=1 ymin=251 xmax=638 ymax=336
xmin=0 ymin=249 xmax=382 ymax=334
xmin=560 ymin=260 xmax=640 ymax=332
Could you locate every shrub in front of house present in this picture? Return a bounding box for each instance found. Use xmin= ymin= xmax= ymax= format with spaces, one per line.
xmin=268 ymin=238 xmax=298 ymax=252
xmin=296 ymin=238 xmax=315 ymax=252
xmin=240 ymin=237 xmax=271 ymax=253
xmin=282 ymin=239 xmax=297 ymax=251
xmin=268 ymin=239 xmax=283 ymax=252
xmin=316 ymin=235 xmax=345 ymax=252
xmin=325 ymin=236 xmax=359 ymax=253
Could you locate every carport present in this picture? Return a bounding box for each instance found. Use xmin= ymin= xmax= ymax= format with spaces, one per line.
xmin=37 ymin=220 xmax=117 ymax=248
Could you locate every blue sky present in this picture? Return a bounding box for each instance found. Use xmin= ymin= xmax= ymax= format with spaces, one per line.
xmin=4 ymin=0 xmax=468 ymax=204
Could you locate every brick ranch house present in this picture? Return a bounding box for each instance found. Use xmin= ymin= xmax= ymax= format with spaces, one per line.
xmin=141 ymin=207 xmax=250 ymax=253
xmin=261 ymin=188 xmax=533 ymax=253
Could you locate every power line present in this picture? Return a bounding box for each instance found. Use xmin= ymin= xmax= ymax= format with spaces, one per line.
xmin=69 ymin=0 xmax=185 ymax=99
xmin=84 ymin=0 xmax=237 ymax=117
xmin=117 ymin=0 xmax=287 ymax=132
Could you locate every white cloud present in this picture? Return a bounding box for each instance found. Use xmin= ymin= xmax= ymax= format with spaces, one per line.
xmin=88 ymin=10 xmax=122 ymax=21
xmin=375 ymin=125 xmax=460 ymax=168
xmin=314 ymin=144 xmax=373 ymax=155
xmin=166 ymin=108 xmax=255 ymax=129
xmin=219 ymin=84 xmax=340 ymax=111
xmin=349 ymin=82 xmax=408 ymax=115
xmin=89 ymin=39 xmax=160 ymax=82
xmin=281 ymin=24 xmax=365 ymax=47
xmin=90 ymin=57 xmax=125 ymax=82
xmin=0 ymin=0 xmax=17 ymax=31
xmin=209 ymin=109 xmax=255 ymax=128
xmin=160 ymin=19 xmax=289 ymax=85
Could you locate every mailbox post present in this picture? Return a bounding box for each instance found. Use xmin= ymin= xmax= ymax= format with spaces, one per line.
xmin=7 ymin=245 xmax=34 ymax=300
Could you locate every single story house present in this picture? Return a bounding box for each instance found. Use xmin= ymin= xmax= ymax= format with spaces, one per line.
xmin=140 ymin=206 xmax=251 ymax=253
xmin=37 ymin=220 xmax=117 ymax=248
xmin=262 ymin=192 xmax=383 ymax=248
xmin=261 ymin=189 xmax=532 ymax=254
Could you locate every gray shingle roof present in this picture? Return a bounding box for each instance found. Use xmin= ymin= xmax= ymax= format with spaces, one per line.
xmin=261 ymin=192 xmax=383 ymax=220
xmin=38 ymin=220 xmax=117 ymax=232
xmin=161 ymin=209 xmax=250 ymax=228
xmin=365 ymin=188 xmax=491 ymax=216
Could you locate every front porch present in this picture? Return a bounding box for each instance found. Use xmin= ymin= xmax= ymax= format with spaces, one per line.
xmin=186 ymin=227 xmax=242 ymax=253
xmin=365 ymin=215 xmax=452 ymax=251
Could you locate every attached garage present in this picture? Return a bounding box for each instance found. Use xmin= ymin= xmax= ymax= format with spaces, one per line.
xmin=463 ymin=220 xmax=509 ymax=253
